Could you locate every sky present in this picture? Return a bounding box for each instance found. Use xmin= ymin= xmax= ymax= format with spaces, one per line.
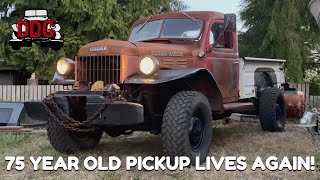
xmin=182 ymin=0 xmax=244 ymax=30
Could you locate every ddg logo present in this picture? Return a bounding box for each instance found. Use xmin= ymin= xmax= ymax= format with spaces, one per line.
xmin=10 ymin=9 xmax=63 ymax=50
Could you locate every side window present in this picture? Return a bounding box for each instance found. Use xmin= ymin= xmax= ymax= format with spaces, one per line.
xmin=210 ymin=23 xmax=233 ymax=49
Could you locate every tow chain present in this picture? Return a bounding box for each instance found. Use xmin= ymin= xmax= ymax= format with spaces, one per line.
xmin=42 ymin=93 xmax=126 ymax=133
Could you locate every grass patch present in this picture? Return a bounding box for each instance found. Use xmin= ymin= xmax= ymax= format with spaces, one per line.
xmin=0 ymin=122 xmax=319 ymax=179
xmin=0 ymin=133 xmax=32 ymax=149
xmin=315 ymin=154 xmax=320 ymax=165
xmin=102 ymin=171 xmax=120 ymax=180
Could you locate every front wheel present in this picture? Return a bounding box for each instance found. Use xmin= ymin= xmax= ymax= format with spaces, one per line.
xmin=259 ymin=88 xmax=286 ymax=132
xmin=161 ymin=91 xmax=213 ymax=165
xmin=47 ymin=119 xmax=103 ymax=153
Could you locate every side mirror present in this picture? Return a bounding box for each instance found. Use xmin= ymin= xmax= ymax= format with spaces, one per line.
xmin=224 ymin=14 xmax=237 ymax=32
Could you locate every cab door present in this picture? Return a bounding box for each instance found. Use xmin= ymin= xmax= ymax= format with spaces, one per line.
xmin=206 ymin=19 xmax=240 ymax=103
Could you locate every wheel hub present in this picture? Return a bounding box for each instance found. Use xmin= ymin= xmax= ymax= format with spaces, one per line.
xmin=189 ymin=117 xmax=204 ymax=151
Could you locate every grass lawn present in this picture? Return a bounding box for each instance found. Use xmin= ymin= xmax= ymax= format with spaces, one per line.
xmin=0 ymin=120 xmax=319 ymax=179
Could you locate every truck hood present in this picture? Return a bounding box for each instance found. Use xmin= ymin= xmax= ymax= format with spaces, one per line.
xmin=78 ymin=39 xmax=196 ymax=57
xmin=76 ymin=38 xmax=201 ymax=82
xmin=78 ymin=38 xmax=138 ymax=56
xmin=133 ymin=41 xmax=195 ymax=58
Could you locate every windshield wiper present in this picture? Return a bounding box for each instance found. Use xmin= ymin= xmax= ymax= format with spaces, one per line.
xmin=137 ymin=12 xmax=198 ymax=35
xmin=181 ymin=12 xmax=200 ymax=26
xmin=141 ymin=38 xmax=173 ymax=43
xmin=136 ymin=15 xmax=153 ymax=34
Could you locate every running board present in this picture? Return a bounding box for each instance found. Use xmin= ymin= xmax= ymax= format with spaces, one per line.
xmin=229 ymin=113 xmax=259 ymax=123
xmin=223 ymin=102 xmax=256 ymax=114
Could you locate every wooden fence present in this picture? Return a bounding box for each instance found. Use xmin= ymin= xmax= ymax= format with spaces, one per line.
xmin=0 ymin=85 xmax=72 ymax=102
xmin=291 ymin=83 xmax=310 ymax=109
xmin=291 ymin=83 xmax=320 ymax=109
xmin=310 ymin=96 xmax=320 ymax=109
xmin=0 ymin=84 xmax=320 ymax=108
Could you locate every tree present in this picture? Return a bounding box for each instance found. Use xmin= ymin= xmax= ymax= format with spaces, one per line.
xmin=239 ymin=0 xmax=320 ymax=82
xmin=0 ymin=0 xmax=188 ymax=78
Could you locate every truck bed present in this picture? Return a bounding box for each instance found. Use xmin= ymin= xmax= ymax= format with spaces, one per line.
xmin=239 ymin=57 xmax=286 ymax=100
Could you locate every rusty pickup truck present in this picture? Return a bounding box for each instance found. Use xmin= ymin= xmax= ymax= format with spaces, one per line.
xmin=25 ymin=11 xmax=304 ymax=164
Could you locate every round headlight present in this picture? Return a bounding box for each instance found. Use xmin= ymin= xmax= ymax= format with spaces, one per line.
xmin=57 ymin=58 xmax=74 ymax=76
xmin=139 ymin=56 xmax=159 ymax=76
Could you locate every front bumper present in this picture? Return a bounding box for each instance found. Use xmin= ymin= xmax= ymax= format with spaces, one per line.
xmin=24 ymin=91 xmax=144 ymax=126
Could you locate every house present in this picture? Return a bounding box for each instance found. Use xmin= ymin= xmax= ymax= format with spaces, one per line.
xmin=0 ymin=60 xmax=30 ymax=85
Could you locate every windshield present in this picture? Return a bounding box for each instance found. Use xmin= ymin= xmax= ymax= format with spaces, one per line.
xmin=129 ymin=20 xmax=163 ymax=42
xmin=129 ymin=18 xmax=203 ymax=42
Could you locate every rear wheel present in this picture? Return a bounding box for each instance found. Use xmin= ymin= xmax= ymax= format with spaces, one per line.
xmin=47 ymin=120 xmax=102 ymax=153
xmin=161 ymin=91 xmax=213 ymax=165
xmin=259 ymin=88 xmax=286 ymax=132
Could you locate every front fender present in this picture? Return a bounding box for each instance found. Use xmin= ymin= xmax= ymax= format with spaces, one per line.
xmin=124 ymin=68 xmax=207 ymax=84
xmin=124 ymin=68 xmax=224 ymax=112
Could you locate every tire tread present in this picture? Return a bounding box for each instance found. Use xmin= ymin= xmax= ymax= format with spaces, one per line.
xmin=259 ymin=88 xmax=285 ymax=132
xmin=161 ymin=91 xmax=212 ymax=160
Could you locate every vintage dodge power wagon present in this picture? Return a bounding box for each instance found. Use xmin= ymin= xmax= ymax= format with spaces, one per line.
xmin=25 ymin=11 xmax=299 ymax=164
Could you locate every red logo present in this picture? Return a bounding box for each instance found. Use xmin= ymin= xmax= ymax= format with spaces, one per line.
xmin=10 ymin=10 xmax=63 ymax=50
xmin=16 ymin=20 xmax=55 ymax=38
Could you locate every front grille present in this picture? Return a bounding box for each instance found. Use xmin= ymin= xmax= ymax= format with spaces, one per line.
xmin=76 ymin=55 xmax=121 ymax=84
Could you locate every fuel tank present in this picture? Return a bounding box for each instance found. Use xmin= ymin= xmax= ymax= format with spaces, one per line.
xmin=284 ymin=91 xmax=305 ymax=118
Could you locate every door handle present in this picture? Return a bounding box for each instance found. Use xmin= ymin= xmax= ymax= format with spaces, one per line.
xmin=234 ymin=62 xmax=239 ymax=64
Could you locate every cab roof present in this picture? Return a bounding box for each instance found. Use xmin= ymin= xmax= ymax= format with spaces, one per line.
xmin=132 ymin=11 xmax=224 ymax=26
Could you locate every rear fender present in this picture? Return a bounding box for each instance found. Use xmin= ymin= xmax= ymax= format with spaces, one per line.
xmin=254 ymin=68 xmax=277 ymax=91
xmin=124 ymin=69 xmax=224 ymax=112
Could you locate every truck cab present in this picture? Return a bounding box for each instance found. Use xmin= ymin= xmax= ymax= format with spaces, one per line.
xmin=127 ymin=11 xmax=241 ymax=103
xmin=26 ymin=11 xmax=293 ymax=164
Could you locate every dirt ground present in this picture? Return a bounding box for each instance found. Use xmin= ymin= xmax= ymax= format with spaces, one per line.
xmin=0 ymin=120 xmax=319 ymax=180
